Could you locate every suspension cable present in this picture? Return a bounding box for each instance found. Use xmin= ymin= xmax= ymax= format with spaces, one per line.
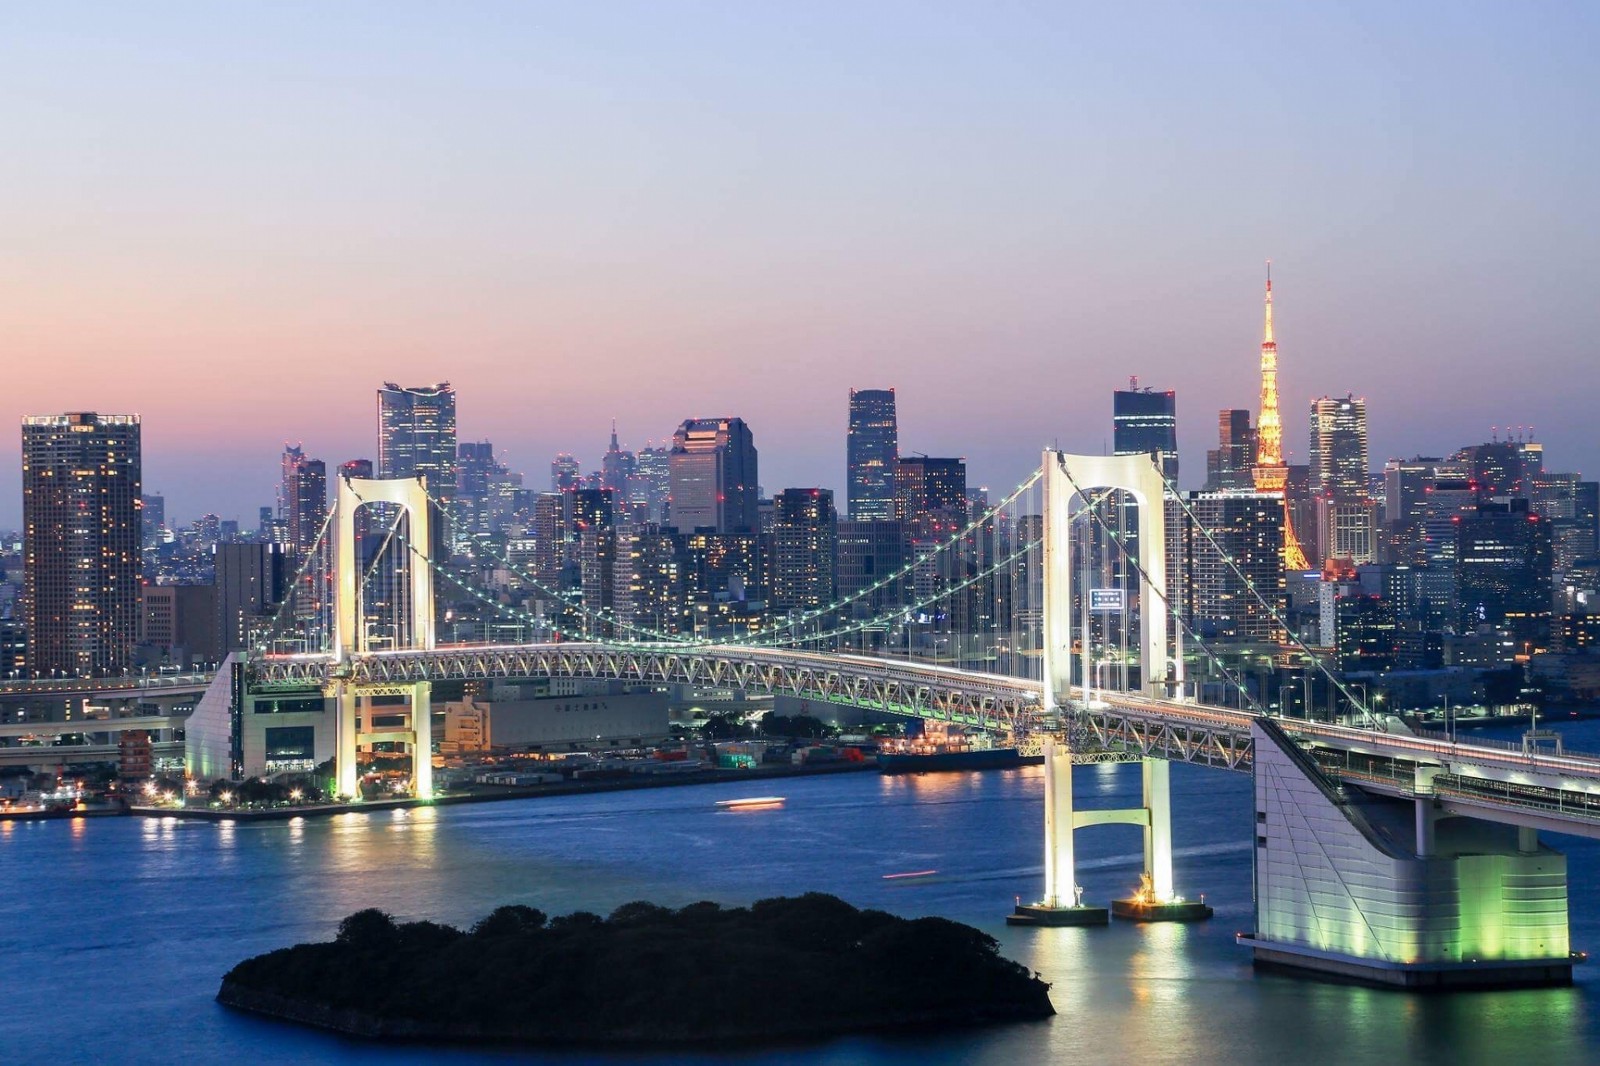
xmin=1050 ymin=454 xmax=1268 ymax=715
xmin=1149 ymin=463 xmax=1377 ymax=725
xmin=251 ymin=505 xmax=338 ymax=658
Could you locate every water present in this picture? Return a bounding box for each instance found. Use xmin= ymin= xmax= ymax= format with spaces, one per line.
xmin=7 ymin=717 xmax=1600 ymax=1065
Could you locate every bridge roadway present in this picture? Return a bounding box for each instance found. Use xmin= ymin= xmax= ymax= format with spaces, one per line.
xmin=243 ymin=641 xmax=1600 ymax=837
xmin=0 ymin=674 xmax=213 ymax=701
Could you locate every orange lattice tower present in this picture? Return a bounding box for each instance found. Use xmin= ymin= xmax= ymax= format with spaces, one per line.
xmin=1250 ymin=263 xmax=1310 ymax=570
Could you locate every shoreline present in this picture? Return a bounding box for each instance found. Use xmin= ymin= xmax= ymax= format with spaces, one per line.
xmin=130 ymin=760 xmax=880 ymax=822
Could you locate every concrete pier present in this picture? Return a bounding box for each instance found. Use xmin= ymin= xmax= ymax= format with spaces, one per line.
xmin=1242 ymin=719 xmax=1576 ymax=989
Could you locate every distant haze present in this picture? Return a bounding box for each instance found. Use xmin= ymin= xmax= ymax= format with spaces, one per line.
xmin=3 ymin=3 xmax=1597 ymax=526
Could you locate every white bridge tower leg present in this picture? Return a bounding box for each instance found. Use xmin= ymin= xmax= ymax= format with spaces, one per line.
xmin=1042 ymin=735 xmax=1075 ymax=908
xmin=1144 ymin=758 xmax=1174 ymax=903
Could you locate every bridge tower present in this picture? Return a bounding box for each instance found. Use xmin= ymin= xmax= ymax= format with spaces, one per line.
xmin=1011 ymin=450 xmax=1209 ymax=925
xmin=331 ymin=476 xmax=436 ymax=800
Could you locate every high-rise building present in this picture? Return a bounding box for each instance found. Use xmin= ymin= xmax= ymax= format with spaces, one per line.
xmin=894 ymin=456 xmax=968 ymax=527
xmin=141 ymin=493 xmax=166 ymax=545
xmin=1206 ymin=410 xmax=1255 ymax=490
xmin=1316 ymin=497 xmax=1379 ymax=565
xmin=280 ymin=445 xmax=328 ymax=564
xmin=1309 ymin=395 xmax=1370 ymax=501
xmin=847 ymin=388 xmax=898 ymax=521
xmin=1180 ymin=490 xmax=1286 ymax=642
xmin=771 ymin=488 xmax=838 ymax=615
xmin=1457 ymin=499 xmax=1553 ymax=644
xmin=668 ymin=418 xmax=759 ymax=533
xmin=21 ymin=413 xmax=143 ymax=677
xmin=835 ymin=519 xmax=907 ymax=628
xmin=377 ymin=382 xmax=457 ymax=496
xmin=632 ymin=445 xmax=671 ymax=524
xmin=215 ymin=542 xmax=287 ymax=653
xmin=601 ymin=421 xmax=636 ymax=499
xmin=1250 ymin=266 xmax=1310 ymax=572
xmin=1113 ymin=380 xmax=1178 ymax=484
xmin=551 ymin=453 xmax=581 ymax=493
xmin=1454 ymin=439 xmax=1527 ymax=499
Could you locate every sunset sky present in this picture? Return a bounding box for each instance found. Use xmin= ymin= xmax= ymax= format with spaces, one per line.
xmin=3 ymin=2 xmax=1597 ymax=526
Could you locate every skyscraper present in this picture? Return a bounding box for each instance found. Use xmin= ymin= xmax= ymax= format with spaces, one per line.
xmin=893 ymin=456 xmax=968 ymax=527
xmin=280 ymin=444 xmax=328 ymax=564
xmin=1250 ymin=266 xmax=1310 ymax=572
xmin=1309 ymin=395 xmax=1370 ymax=501
xmin=1180 ymin=489 xmax=1286 ymax=643
xmin=601 ymin=421 xmax=636 ymax=499
xmin=214 ymin=541 xmax=287 ymax=653
xmin=551 ymin=453 xmax=581 ymax=492
xmin=377 ymin=382 xmax=457 ymax=496
xmin=631 ymin=444 xmax=671 ymax=523
xmin=22 ymin=413 xmax=143 ymax=677
xmin=668 ymin=418 xmax=759 ymax=533
xmin=771 ymin=488 xmax=838 ymax=615
xmin=847 ymin=388 xmax=898 ymax=521
xmin=1206 ymin=409 xmax=1255 ymax=490
xmin=1457 ymin=499 xmax=1553 ymax=643
xmin=1113 ymin=379 xmax=1178 ymax=484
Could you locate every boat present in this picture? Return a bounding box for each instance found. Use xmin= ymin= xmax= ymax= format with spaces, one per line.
xmin=714 ymin=796 xmax=786 ymax=810
xmin=876 ymin=728 xmax=1030 ymax=774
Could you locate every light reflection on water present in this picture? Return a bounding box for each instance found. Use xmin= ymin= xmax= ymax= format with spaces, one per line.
xmin=3 ymin=718 xmax=1600 ymax=1064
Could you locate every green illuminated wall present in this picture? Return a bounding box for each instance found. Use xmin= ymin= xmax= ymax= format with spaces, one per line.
xmin=1252 ymin=722 xmax=1569 ymax=968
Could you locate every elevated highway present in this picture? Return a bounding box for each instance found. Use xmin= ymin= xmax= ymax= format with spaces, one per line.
xmin=240 ymin=641 xmax=1600 ymax=837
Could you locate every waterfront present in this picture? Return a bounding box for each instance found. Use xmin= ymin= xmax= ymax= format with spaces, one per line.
xmin=7 ymin=718 xmax=1600 ymax=1064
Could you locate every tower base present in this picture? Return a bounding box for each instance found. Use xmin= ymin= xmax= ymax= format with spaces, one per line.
xmin=1239 ymin=937 xmax=1578 ymax=989
xmin=1007 ymin=903 xmax=1109 ymax=927
xmin=1111 ymin=898 xmax=1214 ymax=923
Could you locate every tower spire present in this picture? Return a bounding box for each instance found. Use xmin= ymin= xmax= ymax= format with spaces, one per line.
xmin=609 ymin=418 xmax=619 ymax=452
xmin=1250 ymin=261 xmax=1309 ymax=572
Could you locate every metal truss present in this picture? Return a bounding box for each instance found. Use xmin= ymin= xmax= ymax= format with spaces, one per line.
xmin=249 ymin=644 xmax=1045 ymax=735
xmin=1071 ymin=698 xmax=1255 ymax=773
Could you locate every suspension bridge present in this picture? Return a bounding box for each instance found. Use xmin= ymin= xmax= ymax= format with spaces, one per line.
xmin=172 ymin=451 xmax=1600 ymax=987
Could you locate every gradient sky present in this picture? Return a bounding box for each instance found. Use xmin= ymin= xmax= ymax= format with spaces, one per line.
xmin=3 ymin=2 xmax=1597 ymax=528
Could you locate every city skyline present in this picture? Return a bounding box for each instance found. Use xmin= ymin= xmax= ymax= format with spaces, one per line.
xmin=3 ymin=4 xmax=1598 ymax=525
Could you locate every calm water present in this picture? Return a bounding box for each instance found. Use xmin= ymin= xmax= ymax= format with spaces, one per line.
xmin=8 ymin=718 xmax=1600 ymax=1065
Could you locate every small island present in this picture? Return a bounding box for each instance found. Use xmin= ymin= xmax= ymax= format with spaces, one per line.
xmin=218 ymin=893 xmax=1054 ymax=1047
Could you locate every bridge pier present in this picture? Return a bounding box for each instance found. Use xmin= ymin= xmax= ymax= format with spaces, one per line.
xmin=335 ymin=681 xmax=358 ymax=799
xmin=1009 ymin=735 xmax=1107 ymax=926
xmin=1008 ymin=737 xmax=1211 ymax=927
xmin=1241 ymin=719 xmax=1576 ymax=988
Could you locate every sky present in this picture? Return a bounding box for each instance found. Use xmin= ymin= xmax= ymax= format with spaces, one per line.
xmin=2 ymin=2 xmax=1597 ymax=528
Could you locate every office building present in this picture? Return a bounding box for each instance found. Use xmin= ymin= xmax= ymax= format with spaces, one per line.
xmin=771 ymin=488 xmax=838 ymax=615
xmin=1180 ymin=490 xmax=1286 ymax=642
xmin=551 ymin=453 xmax=581 ymax=493
xmin=1309 ymin=395 xmax=1370 ymax=501
xmin=601 ymin=421 xmax=636 ymax=497
xmin=835 ymin=520 xmax=908 ymax=626
xmin=1113 ymin=380 xmax=1178 ymax=484
xmin=894 ymin=456 xmax=968 ymax=527
xmin=631 ymin=445 xmax=671 ymax=524
xmin=215 ymin=542 xmax=288 ymax=653
xmin=141 ymin=493 xmax=166 ymax=544
xmin=1206 ymin=410 xmax=1255 ymax=490
xmin=1456 ymin=499 xmax=1553 ymax=643
xmin=847 ymin=388 xmax=899 ymax=520
xmin=377 ymin=382 xmax=457 ymax=495
xmin=21 ymin=412 xmax=143 ymax=677
xmin=668 ymin=417 xmax=759 ymax=533
xmin=280 ymin=445 xmax=327 ymax=565
xmin=1454 ymin=440 xmax=1529 ymax=499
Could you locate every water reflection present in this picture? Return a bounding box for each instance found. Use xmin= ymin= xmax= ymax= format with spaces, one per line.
xmin=5 ymin=730 xmax=1600 ymax=1064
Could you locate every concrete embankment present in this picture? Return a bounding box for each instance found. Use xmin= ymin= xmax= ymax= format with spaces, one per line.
xmin=135 ymin=760 xmax=878 ymax=822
